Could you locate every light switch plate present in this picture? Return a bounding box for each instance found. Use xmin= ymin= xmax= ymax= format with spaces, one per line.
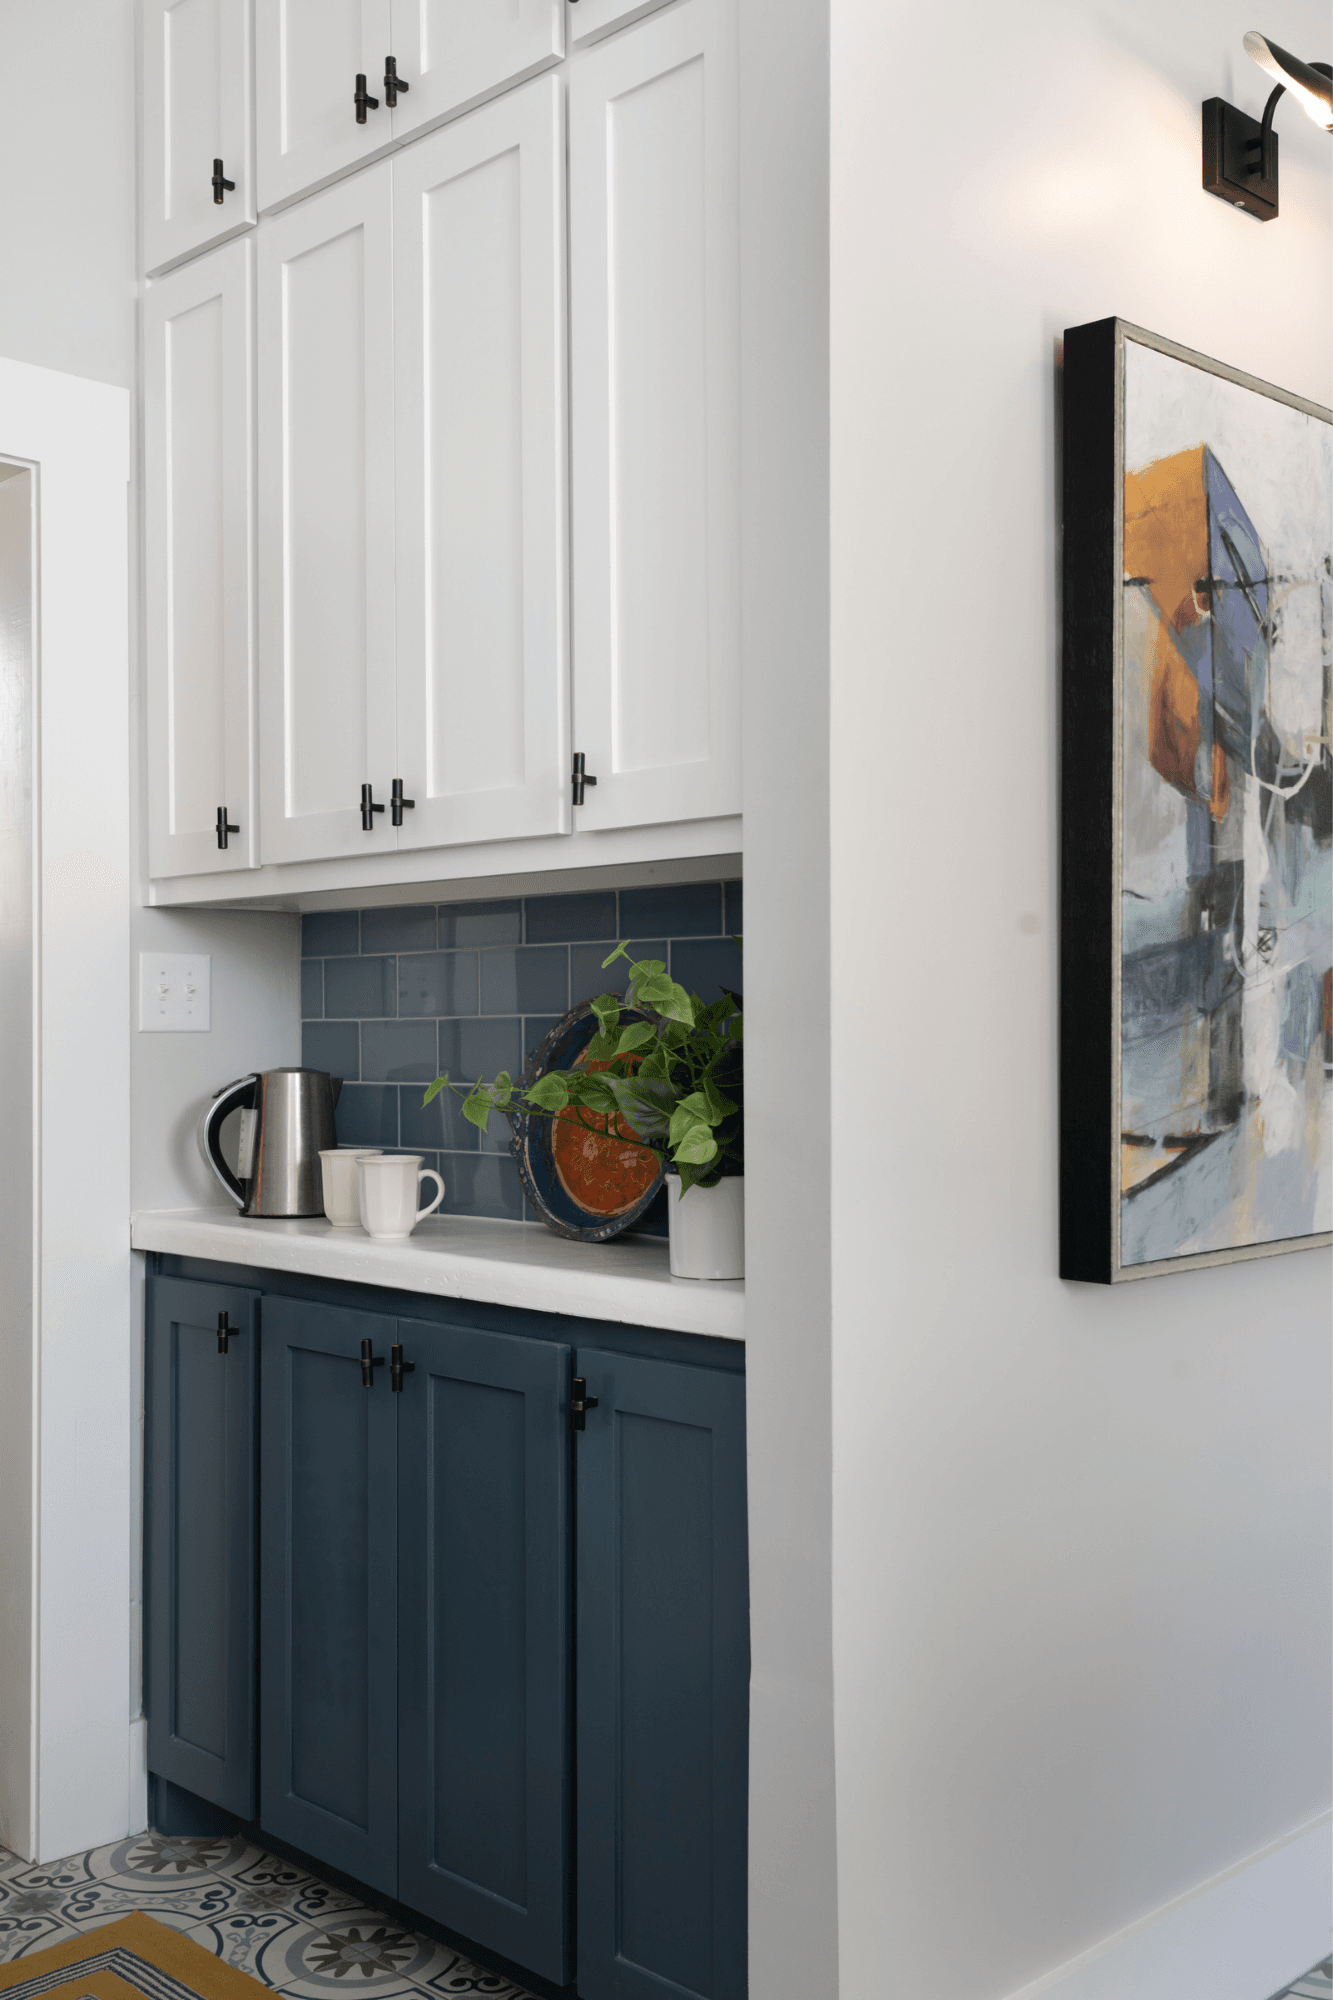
xmin=139 ymin=952 xmax=211 ymax=1032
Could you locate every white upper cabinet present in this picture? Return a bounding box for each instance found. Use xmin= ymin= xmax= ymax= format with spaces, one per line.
xmin=569 ymin=0 xmax=740 ymax=830
xmin=257 ymin=165 xmax=398 ymax=864
xmin=256 ymin=0 xmax=563 ymax=214
xmin=393 ymin=76 xmax=570 ymax=850
xmin=390 ymin=1 xmax=564 ymax=139
xmin=566 ymin=0 xmax=674 ymax=50
xmin=256 ymin=0 xmax=392 ymax=211
xmin=142 ymin=0 xmax=254 ymax=273
xmin=144 ymin=239 xmax=257 ymax=877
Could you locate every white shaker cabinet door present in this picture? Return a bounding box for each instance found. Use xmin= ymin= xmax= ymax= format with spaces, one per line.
xmin=566 ymin=0 xmax=674 ymax=50
xmin=390 ymin=0 xmax=564 ymax=139
xmin=569 ymin=0 xmax=740 ymax=831
xmin=393 ymin=77 xmax=570 ymax=850
xmin=257 ymin=165 xmax=398 ymax=864
xmin=144 ymin=240 xmax=257 ymax=878
xmin=142 ymin=0 xmax=254 ymax=273
xmin=256 ymin=0 xmax=392 ymax=211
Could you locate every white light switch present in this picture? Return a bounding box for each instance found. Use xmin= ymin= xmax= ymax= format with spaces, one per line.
xmin=139 ymin=952 xmax=211 ymax=1032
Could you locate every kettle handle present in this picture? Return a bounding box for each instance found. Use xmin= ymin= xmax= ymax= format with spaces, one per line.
xmin=199 ymin=1074 xmax=259 ymax=1208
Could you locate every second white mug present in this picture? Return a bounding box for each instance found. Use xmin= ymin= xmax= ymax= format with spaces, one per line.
xmin=357 ymin=1152 xmax=446 ymax=1241
xmin=319 ymin=1147 xmax=382 ymax=1228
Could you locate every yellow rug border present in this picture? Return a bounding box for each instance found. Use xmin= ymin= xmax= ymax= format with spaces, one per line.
xmin=0 ymin=1915 xmax=268 ymax=2000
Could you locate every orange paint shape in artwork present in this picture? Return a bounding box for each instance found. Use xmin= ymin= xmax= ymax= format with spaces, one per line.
xmin=1124 ymin=444 xmax=1209 ymax=632
xmin=1144 ymin=614 xmax=1229 ymax=820
xmin=1125 ymin=445 xmax=1229 ymax=822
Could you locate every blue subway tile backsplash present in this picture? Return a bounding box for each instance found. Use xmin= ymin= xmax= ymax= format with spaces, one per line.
xmin=300 ymin=879 xmax=742 ymax=1227
xmin=301 ymin=911 xmax=360 ymax=958
xmin=360 ymin=904 xmax=437 ymax=954
xmin=438 ymin=898 xmax=523 ymax=948
xmin=325 ymin=954 xmax=398 ymax=1019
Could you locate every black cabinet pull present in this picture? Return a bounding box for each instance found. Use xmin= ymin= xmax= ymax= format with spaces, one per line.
xmin=570 ymin=1376 xmax=599 ymax=1432
xmin=211 ymin=158 xmax=235 ymax=204
xmin=391 ymin=778 xmax=415 ymax=827
xmin=217 ymin=1311 xmax=234 ymax=1355
xmin=360 ymin=1338 xmax=384 ymax=1388
xmin=360 ymin=783 xmax=386 ymax=831
xmin=383 ymin=55 xmax=409 ymax=105
xmin=354 ymin=72 xmax=380 ymax=123
xmin=216 ymin=806 xmax=240 ymax=850
xmin=572 ymin=752 xmax=597 ymax=806
xmin=390 ymin=1343 xmax=415 ymax=1393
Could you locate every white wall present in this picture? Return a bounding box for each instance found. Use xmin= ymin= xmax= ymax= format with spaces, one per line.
xmin=0 ymin=467 xmax=34 ymax=1858
xmin=829 ymin=3 xmax=1332 ymax=1997
xmin=739 ymin=0 xmax=839 ymax=1990
xmin=0 ymin=0 xmax=137 ymax=390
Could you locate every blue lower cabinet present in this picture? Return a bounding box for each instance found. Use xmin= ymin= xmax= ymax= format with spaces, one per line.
xmin=575 ymin=1353 xmax=749 ymax=2000
xmin=146 ymin=1277 xmax=260 ymax=1819
xmin=149 ymin=1262 xmax=748 ymax=1999
xmin=260 ymin=1298 xmax=400 ymax=1898
xmin=396 ymin=1316 xmax=571 ymax=1983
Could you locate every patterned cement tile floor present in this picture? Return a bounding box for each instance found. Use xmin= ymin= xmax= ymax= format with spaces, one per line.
xmin=0 ymin=1833 xmax=537 ymax=1999
xmin=0 ymin=1833 xmax=1326 ymax=2000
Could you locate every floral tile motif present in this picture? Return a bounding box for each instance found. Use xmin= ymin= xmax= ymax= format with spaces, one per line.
xmin=40 ymin=1871 xmax=239 ymax=1933
xmin=186 ymin=1910 xmax=420 ymax=1999
xmin=301 ymin=1907 xmax=533 ymax=1999
xmin=0 ymin=1910 xmax=81 ymax=1963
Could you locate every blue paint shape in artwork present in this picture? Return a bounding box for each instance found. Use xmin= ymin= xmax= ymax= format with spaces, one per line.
xmin=1206 ymin=449 xmax=1269 ymax=773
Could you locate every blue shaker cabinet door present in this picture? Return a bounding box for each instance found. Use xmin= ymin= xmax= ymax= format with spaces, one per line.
xmin=397 ymin=1316 xmax=571 ymax=1984
xmin=260 ymin=1297 xmax=399 ymax=1899
xmin=145 ymin=1276 xmax=261 ymax=1819
xmin=576 ymin=1353 xmax=749 ymax=2000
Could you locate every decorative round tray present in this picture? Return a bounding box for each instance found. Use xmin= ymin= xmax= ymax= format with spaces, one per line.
xmin=510 ymin=1000 xmax=666 ymax=1243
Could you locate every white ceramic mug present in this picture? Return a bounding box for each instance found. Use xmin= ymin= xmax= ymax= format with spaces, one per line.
xmin=357 ymin=1152 xmax=445 ymax=1241
xmin=319 ymin=1148 xmax=382 ymax=1227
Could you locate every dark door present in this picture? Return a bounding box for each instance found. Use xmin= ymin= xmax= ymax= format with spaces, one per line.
xmin=397 ymin=1314 xmax=571 ymax=1983
xmin=260 ymin=1296 xmax=399 ymax=1896
xmin=146 ymin=1276 xmax=260 ymax=1818
xmin=576 ymin=1352 xmax=749 ymax=2000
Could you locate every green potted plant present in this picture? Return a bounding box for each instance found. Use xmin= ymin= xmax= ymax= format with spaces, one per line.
xmin=423 ymin=943 xmax=744 ymax=1279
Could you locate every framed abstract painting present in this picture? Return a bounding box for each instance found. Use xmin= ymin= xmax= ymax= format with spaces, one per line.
xmin=1061 ymin=318 xmax=1332 ymax=1282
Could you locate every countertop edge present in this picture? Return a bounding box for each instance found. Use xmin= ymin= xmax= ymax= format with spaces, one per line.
xmin=130 ymin=1210 xmax=745 ymax=1342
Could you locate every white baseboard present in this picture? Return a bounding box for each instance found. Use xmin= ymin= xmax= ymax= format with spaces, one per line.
xmin=127 ymin=1719 xmax=148 ymax=1838
xmin=1002 ymin=1813 xmax=1332 ymax=2000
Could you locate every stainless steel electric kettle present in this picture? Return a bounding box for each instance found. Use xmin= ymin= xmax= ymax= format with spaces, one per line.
xmin=199 ymin=1068 xmax=342 ymax=1217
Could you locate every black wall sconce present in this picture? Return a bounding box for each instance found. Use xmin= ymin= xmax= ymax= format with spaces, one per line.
xmin=1202 ymin=31 xmax=1332 ymax=219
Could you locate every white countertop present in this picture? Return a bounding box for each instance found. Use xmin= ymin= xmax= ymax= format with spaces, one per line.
xmin=130 ymin=1208 xmax=744 ymax=1342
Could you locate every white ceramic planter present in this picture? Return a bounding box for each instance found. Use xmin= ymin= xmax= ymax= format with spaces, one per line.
xmin=665 ymin=1174 xmax=745 ymax=1280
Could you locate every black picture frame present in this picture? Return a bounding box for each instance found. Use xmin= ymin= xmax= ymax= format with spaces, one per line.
xmin=1060 ymin=316 xmax=1332 ymax=1284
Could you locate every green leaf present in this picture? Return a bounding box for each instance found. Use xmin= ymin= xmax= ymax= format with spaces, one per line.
xmin=526 ymin=1074 xmax=570 ymax=1113
xmin=637 ymin=1048 xmax=670 ymax=1079
xmin=616 ymin=1021 xmax=655 ymax=1055
xmin=604 ymin=1074 xmax=673 ymax=1140
xmin=422 ymin=1074 xmax=452 ymax=1106
xmin=672 ymin=1121 xmax=719 ymax=1165
xmin=702 ymin=1076 xmax=738 ymax=1123
xmin=677 ymin=1157 xmax=723 ymax=1195
xmin=590 ymin=992 xmax=620 ymax=1025
xmin=462 ymin=1085 xmax=493 ymax=1132
xmin=600 ymin=940 xmax=633 ymax=970
xmin=729 ymin=1012 xmax=743 ymax=1041
xmin=585 ymin=1030 xmax=619 ymax=1062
